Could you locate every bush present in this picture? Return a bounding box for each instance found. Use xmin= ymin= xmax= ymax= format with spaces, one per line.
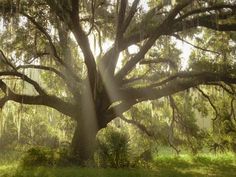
xmin=56 ymin=145 xmax=79 ymax=166
xmin=21 ymin=145 xmax=82 ymax=167
xmin=96 ymin=128 xmax=130 ymax=168
xmin=21 ymin=147 xmax=57 ymax=166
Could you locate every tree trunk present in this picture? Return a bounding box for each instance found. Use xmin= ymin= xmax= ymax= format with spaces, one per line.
xmin=70 ymin=78 xmax=112 ymax=164
xmin=71 ymin=120 xmax=99 ymax=163
xmin=70 ymin=83 xmax=100 ymax=163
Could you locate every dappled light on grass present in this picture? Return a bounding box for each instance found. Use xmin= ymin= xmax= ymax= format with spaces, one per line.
xmin=1 ymin=153 xmax=236 ymax=177
xmin=6 ymin=167 xmax=158 ymax=177
xmin=154 ymin=153 xmax=236 ymax=177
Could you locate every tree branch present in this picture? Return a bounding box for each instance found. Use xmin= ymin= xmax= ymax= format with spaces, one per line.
xmin=120 ymin=3 xmax=236 ymax=53
xmin=120 ymin=0 xmax=140 ymax=35
xmin=99 ymin=0 xmax=137 ymax=75
xmin=115 ymin=1 xmax=193 ymax=81
xmin=16 ymin=65 xmax=66 ymax=81
xmin=140 ymin=58 xmax=177 ymax=69
xmin=177 ymin=4 xmax=236 ymax=22
xmin=21 ymin=12 xmax=64 ymax=65
xmin=116 ymin=0 xmax=127 ymax=42
xmin=169 ymin=97 xmax=181 ymax=154
xmin=172 ymin=34 xmax=220 ymax=55
xmin=169 ymin=95 xmax=198 ymax=153
xmin=205 ymin=82 xmax=235 ymax=95
xmin=173 ymin=11 xmax=236 ymax=32
xmin=71 ymin=0 xmax=79 ymax=17
xmin=119 ymin=114 xmax=154 ymax=137
xmin=0 ymin=79 xmax=77 ymax=118
xmin=0 ymin=50 xmax=17 ymax=70
xmin=16 ymin=64 xmax=82 ymax=99
xmin=21 ymin=12 xmax=82 ymax=83
xmin=196 ymin=87 xmax=218 ymax=121
xmin=0 ymin=71 xmax=46 ymax=95
xmin=119 ymin=71 xmax=236 ymax=102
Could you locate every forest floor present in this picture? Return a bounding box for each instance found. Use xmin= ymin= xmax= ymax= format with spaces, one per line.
xmin=0 ymin=153 xmax=236 ymax=177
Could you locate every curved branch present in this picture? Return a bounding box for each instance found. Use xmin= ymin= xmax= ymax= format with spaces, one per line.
xmin=67 ymin=6 xmax=97 ymax=96
xmin=0 ymin=79 xmax=77 ymax=118
xmin=119 ymin=114 xmax=154 ymax=137
xmin=104 ymin=100 xmax=138 ymax=127
xmin=103 ymin=72 xmax=236 ymax=128
xmin=172 ymin=34 xmax=220 ymax=54
xmin=196 ymin=87 xmax=218 ymax=121
xmin=120 ymin=0 xmax=140 ymax=35
xmin=140 ymin=58 xmax=177 ymax=68
xmin=169 ymin=96 xmax=198 ymax=153
xmin=21 ymin=12 xmax=64 ymax=65
xmin=21 ymin=12 xmax=82 ymax=83
xmin=16 ymin=65 xmax=66 ymax=80
xmin=116 ymin=0 xmax=127 ymax=41
xmin=173 ymin=11 xmax=236 ymax=33
xmin=0 ymin=50 xmax=16 ymax=70
xmin=119 ymin=71 xmax=236 ymax=103
xmin=0 ymin=71 xmax=46 ymax=95
xmin=16 ymin=65 xmax=82 ymax=99
xmin=169 ymin=97 xmax=181 ymax=154
xmin=177 ymin=4 xmax=236 ymax=22
xmin=115 ymin=1 xmax=193 ymax=81
xmin=205 ymin=82 xmax=235 ymax=95
xmin=121 ymin=4 xmax=236 ymax=52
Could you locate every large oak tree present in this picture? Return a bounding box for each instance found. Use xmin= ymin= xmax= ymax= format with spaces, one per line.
xmin=0 ymin=0 xmax=236 ymax=162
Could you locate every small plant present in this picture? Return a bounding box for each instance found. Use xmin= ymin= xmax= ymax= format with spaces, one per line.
xmin=21 ymin=147 xmax=56 ymax=166
xmin=96 ymin=128 xmax=130 ymax=168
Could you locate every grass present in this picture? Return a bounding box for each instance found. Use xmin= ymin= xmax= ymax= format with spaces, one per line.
xmin=153 ymin=153 xmax=236 ymax=177
xmin=1 ymin=167 xmax=159 ymax=177
xmin=0 ymin=153 xmax=236 ymax=177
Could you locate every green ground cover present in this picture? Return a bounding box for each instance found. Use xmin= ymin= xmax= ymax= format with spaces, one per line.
xmin=0 ymin=153 xmax=236 ymax=177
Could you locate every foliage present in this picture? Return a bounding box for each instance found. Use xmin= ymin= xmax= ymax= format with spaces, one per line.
xmin=1 ymin=153 xmax=236 ymax=177
xmin=21 ymin=147 xmax=57 ymax=166
xmin=0 ymin=150 xmax=22 ymax=166
xmin=0 ymin=103 xmax=74 ymax=151
xmin=95 ymin=127 xmax=130 ymax=168
xmin=21 ymin=145 xmax=80 ymax=167
xmin=0 ymin=0 xmax=236 ymax=163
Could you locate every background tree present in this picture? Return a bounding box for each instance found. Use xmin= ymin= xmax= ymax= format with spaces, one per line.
xmin=0 ymin=0 xmax=236 ymax=162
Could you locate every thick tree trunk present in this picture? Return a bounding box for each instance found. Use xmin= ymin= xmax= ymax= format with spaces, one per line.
xmin=70 ymin=83 xmax=100 ymax=163
xmin=71 ymin=120 xmax=99 ymax=163
xmin=69 ymin=77 xmax=113 ymax=164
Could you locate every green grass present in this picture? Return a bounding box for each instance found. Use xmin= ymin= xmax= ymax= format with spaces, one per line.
xmin=1 ymin=153 xmax=236 ymax=177
xmin=153 ymin=153 xmax=236 ymax=177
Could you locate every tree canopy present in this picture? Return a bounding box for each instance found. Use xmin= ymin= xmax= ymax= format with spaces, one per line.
xmin=0 ymin=0 xmax=236 ymax=161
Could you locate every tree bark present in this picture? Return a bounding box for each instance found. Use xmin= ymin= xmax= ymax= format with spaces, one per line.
xmin=70 ymin=82 xmax=100 ymax=163
xmin=71 ymin=120 xmax=98 ymax=163
xmin=70 ymin=91 xmax=111 ymax=163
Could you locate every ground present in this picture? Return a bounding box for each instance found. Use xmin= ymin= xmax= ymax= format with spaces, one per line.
xmin=0 ymin=153 xmax=236 ymax=177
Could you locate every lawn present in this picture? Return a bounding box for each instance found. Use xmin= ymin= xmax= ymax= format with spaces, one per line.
xmin=0 ymin=153 xmax=236 ymax=177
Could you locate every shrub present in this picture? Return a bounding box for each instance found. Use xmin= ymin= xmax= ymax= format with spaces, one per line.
xmin=21 ymin=145 xmax=81 ymax=167
xmin=96 ymin=128 xmax=130 ymax=168
xmin=21 ymin=147 xmax=57 ymax=166
xmin=56 ymin=145 xmax=79 ymax=166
